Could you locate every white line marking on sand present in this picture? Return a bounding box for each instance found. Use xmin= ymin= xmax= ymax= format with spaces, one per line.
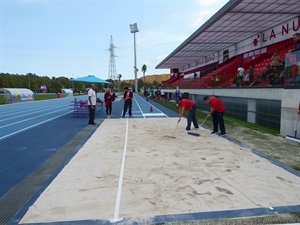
xmin=110 ymin=119 xmax=129 ymax=223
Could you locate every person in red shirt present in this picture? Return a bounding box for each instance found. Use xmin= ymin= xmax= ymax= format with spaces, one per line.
xmin=104 ymin=88 xmax=116 ymax=118
xmin=178 ymin=97 xmax=199 ymax=131
xmin=122 ymin=87 xmax=133 ymax=118
xmin=298 ymin=103 xmax=300 ymax=114
xmin=203 ymin=95 xmax=226 ymax=136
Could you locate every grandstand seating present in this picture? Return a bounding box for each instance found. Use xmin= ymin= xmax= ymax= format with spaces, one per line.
xmin=190 ymin=55 xmax=243 ymax=88
xmin=249 ymin=39 xmax=296 ymax=87
xmin=163 ymin=38 xmax=298 ymax=89
xmin=162 ymin=75 xmax=183 ymax=86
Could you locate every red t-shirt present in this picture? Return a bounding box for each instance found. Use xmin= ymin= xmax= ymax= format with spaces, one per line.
xmin=209 ymin=97 xmax=225 ymax=112
xmin=179 ymin=99 xmax=195 ymax=110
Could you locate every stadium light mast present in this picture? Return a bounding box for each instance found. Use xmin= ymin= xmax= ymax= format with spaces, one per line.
xmin=129 ymin=23 xmax=139 ymax=92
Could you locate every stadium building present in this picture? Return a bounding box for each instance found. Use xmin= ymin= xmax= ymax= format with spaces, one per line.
xmin=156 ymin=0 xmax=300 ymax=139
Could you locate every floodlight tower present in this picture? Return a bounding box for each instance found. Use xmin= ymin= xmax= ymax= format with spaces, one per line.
xmin=108 ymin=35 xmax=118 ymax=90
xmin=129 ymin=23 xmax=139 ymax=92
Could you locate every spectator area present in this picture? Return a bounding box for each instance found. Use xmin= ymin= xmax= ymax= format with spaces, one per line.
xmin=162 ymin=38 xmax=299 ymax=89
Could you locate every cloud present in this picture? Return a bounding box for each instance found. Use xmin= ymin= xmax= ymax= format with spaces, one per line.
xmin=188 ymin=0 xmax=229 ymax=29
xmin=138 ymin=30 xmax=187 ymax=49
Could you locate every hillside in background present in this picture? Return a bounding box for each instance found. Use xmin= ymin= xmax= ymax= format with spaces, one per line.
xmin=123 ymin=73 xmax=170 ymax=85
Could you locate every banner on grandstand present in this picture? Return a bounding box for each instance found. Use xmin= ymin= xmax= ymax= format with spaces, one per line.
xmin=193 ymin=53 xmax=218 ymax=68
xmin=236 ymin=17 xmax=300 ymax=55
xmin=252 ymin=17 xmax=300 ymax=49
xmin=243 ymin=47 xmax=267 ymax=60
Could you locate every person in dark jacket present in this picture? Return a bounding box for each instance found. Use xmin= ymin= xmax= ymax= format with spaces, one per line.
xmin=104 ymin=88 xmax=116 ymax=118
xmin=121 ymin=87 xmax=133 ymax=118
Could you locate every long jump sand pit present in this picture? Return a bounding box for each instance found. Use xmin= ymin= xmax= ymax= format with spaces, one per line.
xmin=20 ymin=118 xmax=299 ymax=224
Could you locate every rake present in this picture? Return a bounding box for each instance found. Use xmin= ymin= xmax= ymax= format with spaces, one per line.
xmin=200 ymin=114 xmax=210 ymax=128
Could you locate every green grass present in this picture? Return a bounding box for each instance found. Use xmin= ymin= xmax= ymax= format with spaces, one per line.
xmin=0 ymin=95 xmax=4 ymax=104
xmin=164 ymin=213 xmax=300 ymax=225
xmin=34 ymin=93 xmax=57 ymax=101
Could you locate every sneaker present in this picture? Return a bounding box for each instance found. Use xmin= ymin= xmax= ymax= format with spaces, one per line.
xmin=186 ymin=127 xmax=191 ymax=131
xmin=129 ymin=115 xmax=133 ymax=118
xmin=89 ymin=123 xmax=96 ymax=126
xmin=210 ymin=131 xmax=218 ymax=134
xmin=193 ymin=127 xmax=199 ymax=130
xmin=219 ymin=133 xmax=227 ymax=136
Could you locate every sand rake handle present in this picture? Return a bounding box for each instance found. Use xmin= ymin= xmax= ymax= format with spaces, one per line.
xmin=200 ymin=114 xmax=210 ymax=127
xmin=172 ymin=121 xmax=180 ymax=137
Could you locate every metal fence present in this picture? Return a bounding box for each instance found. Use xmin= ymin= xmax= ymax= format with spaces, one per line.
xmin=194 ymin=95 xmax=281 ymax=131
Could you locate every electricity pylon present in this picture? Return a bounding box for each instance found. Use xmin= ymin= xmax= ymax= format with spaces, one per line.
xmin=108 ymin=35 xmax=118 ymax=90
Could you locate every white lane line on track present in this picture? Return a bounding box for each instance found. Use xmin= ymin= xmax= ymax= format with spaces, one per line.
xmin=110 ymin=118 xmax=129 ymax=223
xmin=0 ymin=108 xmax=69 ymax=129
xmin=142 ymin=113 xmax=166 ymax=116
xmin=0 ymin=104 xmax=70 ymax=122
xmin=0 ymin=111 xmax=71 ymax=141
xmin=133 ymin=97 xmax=145 ymax=118
xmin=134 ymin=94 xmax=168 ymax=118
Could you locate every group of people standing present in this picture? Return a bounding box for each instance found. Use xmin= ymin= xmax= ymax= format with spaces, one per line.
xmin=104 ymin=87 xmax=133 ymax=119
xmin=87 ymin=84 xmax=134 ymax=125
xmin=87 ymin=84 xmax=118 ymax=125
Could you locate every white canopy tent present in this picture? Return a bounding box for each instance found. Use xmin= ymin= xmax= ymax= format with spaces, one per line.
xmin=1 ymin=88 xmax=34 ymax=104
xmin=61 ymin=89 xmax=73 ymax=97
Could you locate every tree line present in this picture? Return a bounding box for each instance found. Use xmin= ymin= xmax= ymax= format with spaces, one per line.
xmin=0 ymin=72 xmax=163 ymax=93
xmin=0 ymin=73 xmax=76 ymax=93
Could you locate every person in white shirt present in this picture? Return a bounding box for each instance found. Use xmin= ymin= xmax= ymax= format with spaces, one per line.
xmin=88 ymin=83 xmax=97 ymax=125
xmin=237 ymin=65 xmax=245 ymax=87
xmin=160 ymin=88 xmax=165 ymax=102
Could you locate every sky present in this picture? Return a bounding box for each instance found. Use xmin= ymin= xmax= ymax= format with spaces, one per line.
xmin=1 ymin=0 xmax=229 ymax=80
